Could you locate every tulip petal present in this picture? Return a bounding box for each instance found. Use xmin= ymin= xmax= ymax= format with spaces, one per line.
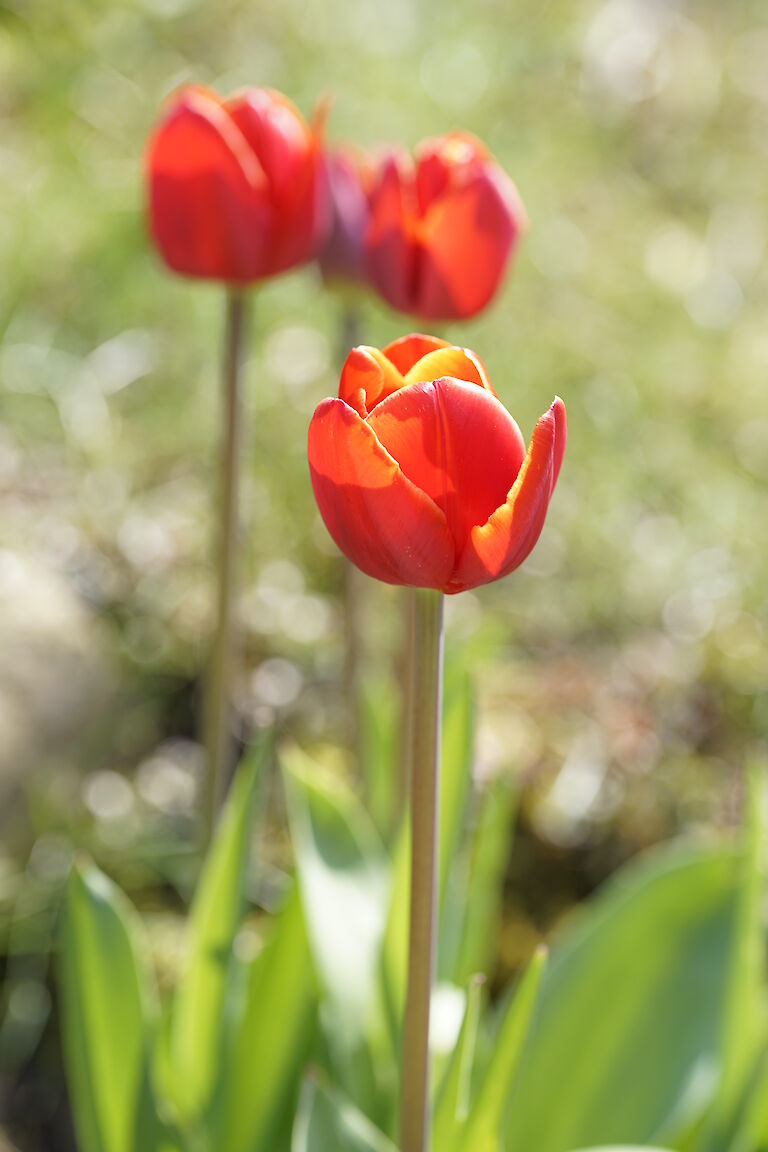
xmin=382 ymin=333 xmax=449 ymax=375
xmin=227 ymin=88 xmax=326 ymax=274
xmin=403 ymin=346 xmax=494 ymax=395
xmin=417 ymin=168 xmax=525 ymax=319
xmin=147 ymin=87 xmax=271 ymax=282
xmin=365 ymin=154 xmax=419 ymax=314
xmin=368 ymin=378 xmax=526 ymax=554
xmin=338 ymin=346 xmax=405 ymax=416
xmin=450 ymin=397 xmax=566 ymax=592
xmin=308 ymin=398 xmax=455 ymax=588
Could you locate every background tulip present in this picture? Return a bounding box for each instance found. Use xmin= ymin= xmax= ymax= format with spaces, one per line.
xmin=308 ymin=334 xmax=565 ymax=593
xmin=364 ymin=134 xmax=527 ymax=321
xmin=146 ymin=85 xmax=330 ymax=284
xmin=318 ymin=146 xmax=374 ymax=286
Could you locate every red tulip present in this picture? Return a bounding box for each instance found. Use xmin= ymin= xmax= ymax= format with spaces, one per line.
xmin=364 ymin=134 xmax=527 ymax=321
xmin=146 ymin=86 xmax=330 ymax=284
xmin=318 ymin=146 xmax=374 ymax=286
xmin=308 ymin=334 xmax=565 ymax=593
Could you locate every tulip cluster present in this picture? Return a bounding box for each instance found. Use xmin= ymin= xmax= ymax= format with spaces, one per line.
xmin=146 ymin=86 xmax=526 ymax=323
xmin=144 ymin=77 xmax=567 ymax=1152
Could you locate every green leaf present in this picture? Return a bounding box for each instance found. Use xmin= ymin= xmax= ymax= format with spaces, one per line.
xmin=60 ymin=860 xmax=162 ymax=1152
xmin=170 ymin=743 xmax=264 ymax=1121
xmin=701 ymin=762 xmax=767 ymax=1149
xmin=292 ymin=1078 xmax=398 ymax=1152
xmin=360 ymin=667 xmax=400 ymax=838
xmin=454 ymin=777 xmax=517 ymax=984
xmin=570 ymin=1147 xmax=673 ymax=1151
xmin=215 ymin=885 xmax=317 ymax=1152
xmin=382 ymin=667 xmax=474 ymax=1038
xmin=503 ymin=843 xmax=742 ymax=1152
xmin=433 ymin=975 xmax=485 ymax=1152
xmin=461 ymin=946 xmax=546 ymax=1152
xmin=282 ymin=746 xmax=390 ymax=1108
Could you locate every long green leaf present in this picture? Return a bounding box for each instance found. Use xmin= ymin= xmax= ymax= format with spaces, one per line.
xmin=461 ymin=946 xmax=546 ymax=1152
xmin=701 ymin=762 xmax=767 ymax=1150
xmin=215 ymin=885 xmax=317 ymax=1152
xmin=454 ymin=777 xmax=517 ymax=984
xmin=292 ymin=1078 xmax=398 ymax=1152
xmin=60 ymin=860 xmax=162 ymax=1152
xmin=503 ymin=843 xmax=742 ymax=1152
xmin=382 ymin=667 xmax=474 ymax=1038
xmin=282 ymin=746 xmax=390 ymax=1111
xmin=433 ymin=975 xmax=485 ymax=1152
xmin=170 ymin=744 xmax=264 ymax=1121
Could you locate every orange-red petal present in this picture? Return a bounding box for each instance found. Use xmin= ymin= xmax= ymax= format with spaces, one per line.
xmin=403 ymin=346 xmax=494 ymax=394
xmin=227 ymin=88 xmax=328 ymax=274
xmin=367 ymin=378 xmax=526 ymax=554
xmin=308 ymin=398 xmax=455 ymax=588
xmin=146 ymin=87 xmax=271 ymax=282
xmin=417 ymin=167 xmax=523 ymax=319
xmin=449 ymin=397 xmax=566 ymax=592
xmin=338 ymin=346 xmax=405 ymax=416
xmin=382 ymin=333 xmax=449 ymax=375
xmin=365 ymin=154 xmax=419 ymax=313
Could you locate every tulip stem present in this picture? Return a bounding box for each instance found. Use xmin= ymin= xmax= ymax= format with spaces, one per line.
xmin=401 ymin=588 xmax=444 ymax=1152
xmin=205 ymin=289 xmax=246 ymax=842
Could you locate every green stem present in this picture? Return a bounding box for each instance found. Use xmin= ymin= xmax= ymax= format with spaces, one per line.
xmin=205 ymin=289 xmax=246 ymax=842
xmin=401 ymin=588 xmax=444 ymax=1152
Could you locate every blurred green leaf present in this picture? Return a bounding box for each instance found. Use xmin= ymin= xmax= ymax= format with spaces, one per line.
xmin=503 ymin=844 xmax=742 ymax=1152
xmin=461 ymin=946 xmax=546 ymax=1152
xmin=292 ymin=1077 xmax=397 ymax=1152
xmin=382 ymin=667 xmax=474 ymax=1039
xmin=453 ymin=777 xmax=517 ymax=984
xmin=60 ymin=860 xmax=164 ymax=1152
xmin=700 ymin=763 xmax=767 ymax=1151
xmin=360 ymin=668 xmax=400 ymax=838
xmin=282 ymin=746 xmax=389 ymax=1109
xmin=215 ymin=885 xmax=317 ymax=1152
xmin=433 ymin=974 xmax=484 ymax=1152
xmin=170 ymin=743 xmax=265 ymax=1122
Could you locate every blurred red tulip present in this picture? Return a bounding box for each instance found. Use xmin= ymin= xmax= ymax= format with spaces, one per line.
xmin=318 ymin=147 xmax=374 ymax=286
xmin=146 ymin=86 xmax=330 ymax=284
xmin=308 ymin=334 xmax=565 ymax=593
xmin=365 ymin=134 xmax=527 ymax=321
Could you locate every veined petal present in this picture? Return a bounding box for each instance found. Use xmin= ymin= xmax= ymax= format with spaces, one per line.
xmin=146 ymin=87 xmax=271 ymax=282
xmin=403 ymin=346 xmax=494 ymax=394
xmin=308 ymin=398 xmax=455 ymax=588
xmin=368 ymin=378 xmax=526 ymax=554
xmin=450 ymin=397 xmax=566 ymax=592
xmin=338 ymin=346 xmax=405 ymax=416
xmin=382 ymin=333 xmax=449 ymax=375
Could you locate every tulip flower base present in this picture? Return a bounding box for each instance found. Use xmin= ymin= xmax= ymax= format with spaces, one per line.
xmin=401 ymin=588 xmax=444 ymax=1152
xmin=204 ymin=289 xmax=246 ymax=837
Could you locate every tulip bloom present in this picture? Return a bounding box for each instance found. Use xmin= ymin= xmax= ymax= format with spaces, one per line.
xmin=146 ymin=86 xmax=329 ymax=284
xmin=318 ymin=146 xmax=374 ymax=286
xmin=365 ymin=134 xmax=527 ymax=321
xmin=308 ymin=335 xmax=565 ymax=593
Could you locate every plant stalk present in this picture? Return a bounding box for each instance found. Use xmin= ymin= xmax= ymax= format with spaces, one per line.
xmin=205 ymin=289 xmax=246 ymax=841
xmin=401 ymin=588 xmax=444 ymax=1152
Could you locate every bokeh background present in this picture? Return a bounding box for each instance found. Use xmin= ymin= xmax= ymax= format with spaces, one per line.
xmin=1 ymin=0 xmax=767 ymax=1146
